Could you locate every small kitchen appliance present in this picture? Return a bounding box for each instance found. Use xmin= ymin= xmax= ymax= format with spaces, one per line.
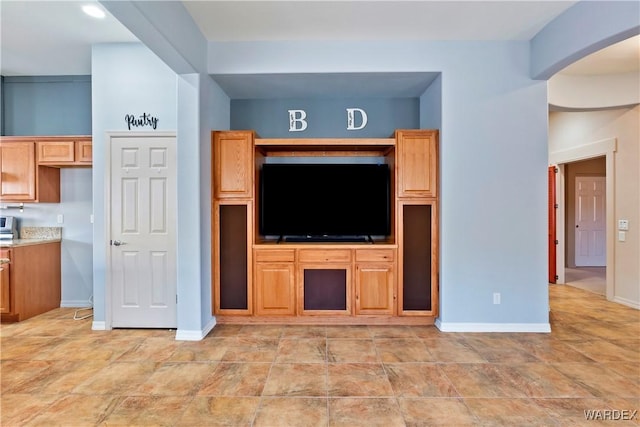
xmin=0 ymin=216 xmax=18 ymax=240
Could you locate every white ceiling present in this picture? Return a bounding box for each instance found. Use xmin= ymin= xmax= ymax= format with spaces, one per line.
xmin=0 ymin=1 xmax=637 ymax=80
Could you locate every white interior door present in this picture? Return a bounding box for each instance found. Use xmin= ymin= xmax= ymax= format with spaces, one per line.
xmin=575 ymin=176 xmax=606 ymax=267
xmin=110 ymin=134 xmax=177 ymax=328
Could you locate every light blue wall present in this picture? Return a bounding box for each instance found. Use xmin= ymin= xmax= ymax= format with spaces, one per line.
xmin=2 ymin=76 xmax=91 ymax=135
xmin=209 ymin=40 xmax=550 ymax=327
xmin=1 ymin=75 xmax=93 ymax=308
xmin=231 ymin=98 xmax=419 ymax=138
xmin=91 ymin=43 xmax=178 ymax=325
xmin=175 ymin=73 xmax=230 ymax=335
xmin=199 ymin=76 xmax=230 ymax=327
xmin=419 ymin=74 xmax=442 ymax=130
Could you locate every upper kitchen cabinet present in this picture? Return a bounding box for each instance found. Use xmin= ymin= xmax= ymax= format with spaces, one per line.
xmin=37 ymin=137 xmax=92 ymax=166
xmin=0 ymin=137 xmax=60 ymax=203
xmin=212 ymin=131 xmax=254 ymax=199
xmin=396 ymin=130 xmax=439 ymax=199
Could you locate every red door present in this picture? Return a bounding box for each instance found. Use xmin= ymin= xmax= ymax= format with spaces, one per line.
xmin=548 ymin=166 xmax=557 ymax=283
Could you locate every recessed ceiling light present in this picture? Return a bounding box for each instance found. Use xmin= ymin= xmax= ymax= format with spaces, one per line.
xmin=82 ymin=5 xmax=106 ymax=19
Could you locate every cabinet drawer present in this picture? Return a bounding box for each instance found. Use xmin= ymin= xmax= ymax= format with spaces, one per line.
xmin=75 ymin=140 xmax=92 ymax=163
xmin=38 ymin=141 xmax=75 ymax=163
xmin=355 ymin=249 xmax=395 ymax=263
xmin=298 ymin=249 xmax=351 ymax=263
xmin=255 ymin=249 xmax=295 ymax=263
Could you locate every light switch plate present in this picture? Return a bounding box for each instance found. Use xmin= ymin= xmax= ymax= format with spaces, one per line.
xmin=618 ymin=219 xmax=629 ymax=231
xmin=619 ymin=231 xmax=626 ymax=242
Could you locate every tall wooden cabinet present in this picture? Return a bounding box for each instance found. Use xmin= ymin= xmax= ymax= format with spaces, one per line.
xmin=395 ymin=130 xmax=439 ymax=317
xmin=212 ymin=129 xmax=439 ymax=323
xmin=212 ymin=131 xmax=255 ymax=315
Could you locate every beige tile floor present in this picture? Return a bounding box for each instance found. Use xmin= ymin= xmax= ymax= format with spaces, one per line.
xmin=1 ymin=284 xmax=638 ymax=426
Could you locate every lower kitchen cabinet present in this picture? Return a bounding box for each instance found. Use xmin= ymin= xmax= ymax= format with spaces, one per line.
xmin=0 ymin=241 xmax=61 ymax=323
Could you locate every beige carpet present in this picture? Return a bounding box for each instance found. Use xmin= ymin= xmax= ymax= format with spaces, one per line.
xmin=564 ymin=267 xmax=606 ymax=295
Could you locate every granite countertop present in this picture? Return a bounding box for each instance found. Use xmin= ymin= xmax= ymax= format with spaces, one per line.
xmin=0 ymin=227 xmax=62 ymax=248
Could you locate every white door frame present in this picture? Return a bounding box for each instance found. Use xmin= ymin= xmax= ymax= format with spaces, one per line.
xmin=104 ymin=131 xmax=177 ymax=329
xmin=550 ymin=137 xmax=616 ymax=301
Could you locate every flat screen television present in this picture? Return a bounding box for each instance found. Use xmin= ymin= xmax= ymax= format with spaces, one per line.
xmin=259 ymin=163 xmax=391 ymax=241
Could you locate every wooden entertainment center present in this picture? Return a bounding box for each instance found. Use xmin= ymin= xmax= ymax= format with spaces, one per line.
xmin=212 ymin=129 xmax=438 ymax=324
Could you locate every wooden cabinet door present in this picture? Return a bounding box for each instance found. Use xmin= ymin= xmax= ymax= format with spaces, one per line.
xmin=213 ymin=131 xmax=253 ymax=199
xmin=396 ymin=130 xmax=438 ymax=198
xmin=75 ymin=139 xmax=92 ymax=164
xmin=255 ymin=263 xmax=295 ymax=315
xmin=355 ymin=263 xmax=395 ymax=315
xmin=0 ymin=250 xmax=10 ymax=314
xmin=37 ymin=140 xmax=75 ymax=163
xmin=0 ymin=141 xmax=36 ymax=201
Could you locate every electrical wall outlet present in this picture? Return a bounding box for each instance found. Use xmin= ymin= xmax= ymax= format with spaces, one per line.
xmin=56 ymin=214 xmax=64 ymax=224
xmin=493 ymin=292 xmax=501 ymax=305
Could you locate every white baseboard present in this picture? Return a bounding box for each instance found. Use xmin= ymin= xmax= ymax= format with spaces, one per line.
xmin=60 ymin=300 xmax=93 ymax=308
xmin=435 ymin=319 xmax=551 ymax=333
xmin=175 ymin=317 xmax=217 ymax=341
xmin=613 ymin=296 xmax=640 ymax=310
xmin=92 ymin=321 xmax=107 ymax=330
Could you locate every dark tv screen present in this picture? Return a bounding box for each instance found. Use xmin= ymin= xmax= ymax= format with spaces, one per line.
xmin=259 ymin=163 xmax=390 ymax=238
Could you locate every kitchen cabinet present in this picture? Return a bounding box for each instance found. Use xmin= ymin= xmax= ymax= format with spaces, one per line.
xmin=37 ymin=137 xmax=92 ymax=166
xmin=0 ymin=241 xmax=61 ymax=323
xmin=0 ymin=139 xmax=60 ymax=203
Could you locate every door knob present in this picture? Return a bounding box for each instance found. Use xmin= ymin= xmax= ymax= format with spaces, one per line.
xmin=112 ymin=240 xmax=127 ymax=246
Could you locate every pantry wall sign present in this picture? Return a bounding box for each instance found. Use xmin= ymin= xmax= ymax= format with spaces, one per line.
xmin=125 ymin=113 xmax=159 ymax=130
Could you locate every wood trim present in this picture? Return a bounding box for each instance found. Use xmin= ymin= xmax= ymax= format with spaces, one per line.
xmin=548 ymin=166 xmax=557 ymax=283
xmin=256 ymin=138 xmax=395 ymax=147
xmin=215 ymin=315 xmax=434 ymax=325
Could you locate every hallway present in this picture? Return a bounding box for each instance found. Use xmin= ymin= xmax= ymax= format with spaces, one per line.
xmin=565 ymin=267 xmax=606 ymax=295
